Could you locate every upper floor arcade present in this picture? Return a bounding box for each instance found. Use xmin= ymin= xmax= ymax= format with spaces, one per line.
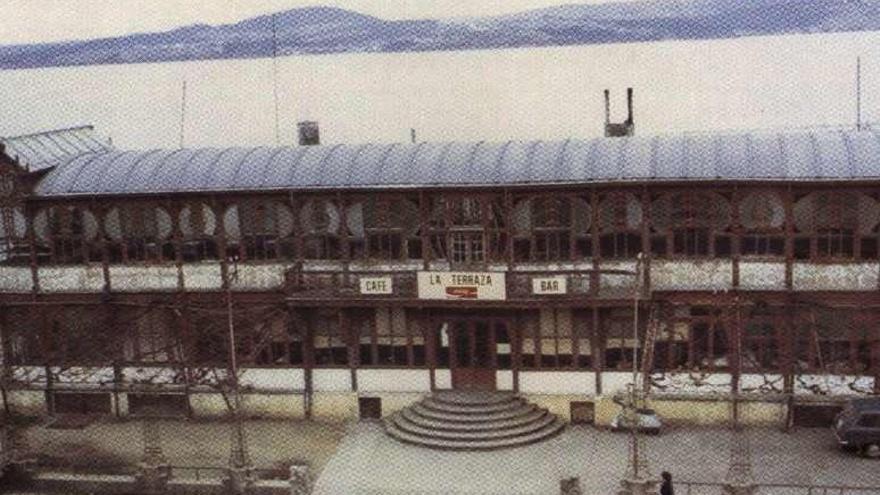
xmin=3 ymin=129 xmax=880 ymax=296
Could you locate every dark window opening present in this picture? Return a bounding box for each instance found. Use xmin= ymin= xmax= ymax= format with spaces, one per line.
xmin=816 ymin=229 xmax=854 ymax=259
xmin=673 ymin=228 xmax=710 ymax=256
xmin=741 ymin=235 xmax=785 ymax=256
xmin=650 ymin=236 xmax=667 ymax=257
xmin=600 ymin=233 xmax=642 ymax=259
xmin=860 ymin=238 xmax=878 ymax=260
xmin=793 ymin=237 xmax=811 ymax=260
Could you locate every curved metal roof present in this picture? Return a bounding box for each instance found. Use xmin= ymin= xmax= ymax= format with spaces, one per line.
xmin=33 ymin=129 xmax=880 ymax=197
xmin=1 ymin=125 xmax=113 ymax=172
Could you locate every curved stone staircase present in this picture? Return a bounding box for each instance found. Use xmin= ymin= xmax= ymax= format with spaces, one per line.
xmin=384 ymin=392 xmax=565 ymax=450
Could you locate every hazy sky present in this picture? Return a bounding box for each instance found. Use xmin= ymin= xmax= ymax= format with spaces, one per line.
xmin=1 ymin=0 xmax=627 ymax=45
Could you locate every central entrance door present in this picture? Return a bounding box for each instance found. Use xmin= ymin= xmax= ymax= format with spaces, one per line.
xmin=449 ymin=319 xmax=501 ymax=391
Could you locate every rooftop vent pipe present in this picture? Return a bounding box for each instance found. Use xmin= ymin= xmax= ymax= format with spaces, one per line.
xmin=604 ymin=88 xmax=634 ymax=138
xmin=298 ymin=121 xmax=320 ymax=146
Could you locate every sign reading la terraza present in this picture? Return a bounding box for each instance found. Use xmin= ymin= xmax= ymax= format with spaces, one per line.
xmin=360 ymin=276 xmax=393 ymax=295
xmin=417 ymin=271 xmax=506 ymax=300
xmin=532 ymin=276 xmax=567 ymax=295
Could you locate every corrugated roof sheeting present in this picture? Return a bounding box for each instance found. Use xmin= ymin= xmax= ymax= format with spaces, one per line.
xmin=1 ymin=126 xmax=113 ymax=171
xmin=32 ymin=129 xmax=880 ymax=197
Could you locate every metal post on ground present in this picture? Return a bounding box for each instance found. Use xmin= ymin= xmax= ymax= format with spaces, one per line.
xmin=559 ymin=476 xmax=583 ymax=495
xmin=136 ymin=412 xmax=171 ymax=494
xmin=289 ymin=464 xmax=312 ymax=495
xmin=224 ymin=270 xmax=255 ymax=495
xmin=723 ymin=299 xmax=756 ymax=495
xmin=617 ymin=254 xmax=659 ymax=495
xmin=723 ymin=429 xmax=757 ymax=495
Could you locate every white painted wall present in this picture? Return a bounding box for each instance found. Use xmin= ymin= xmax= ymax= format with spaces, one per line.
xmin=794 ymin=374 xmax=875 ymax=395
xmin=792 ymin=263 xmax=878 ymax=291
xmin=356 ymin=369 xmax=431 ymax=392
xmin=0 ymin=266 xmax=32 ymax=292
xmin=738 ymin=262 xmax=786 ymax=290
xmin=230 ymin=263 xmax=287 ymax=290
xmin=347 ymin=260 xmax=424 ymax=271
xmin=496 ymin=370 xmax=514 ymax=391
xmin=38 ymin=266 xmax=104 ymax=292
xmin=122 ymin=366 xmax=180 ymax=385
xmin=312 ymin=369 xmax=352 ymax=392
xmin=512 ymin=261 xmax=593 ymax=271
xmin=182 ymin=263 xmax=223 ymax=290
xmin=739 ymin=373 xmax=785 ymax=393
xmin=110 ymin=265 xmax=179 ymax=292
xmin=601 ymin=372 xmax=636 ymax=396
xmin=11 ymin=366 xmax=48 ymax=386
xmin=598 ymin=261 xmax=637 ymax=297
xmin=518 ymin=371 xmax=595 ymax=395
xmin=434 ymin=369 xmax=452 ymax=390
xmin=239 ymin=368 xmax=304 ymax=391
xmin=651 ymin=260 xmax=733 ymax=291
xmin=649 ymin=372 xmax=732 ymax=394
xmin=51 ymin=366 xmax=115 ymax=388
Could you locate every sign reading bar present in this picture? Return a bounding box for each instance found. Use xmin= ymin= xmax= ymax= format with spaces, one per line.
xmin=532 ymin=276 xmax=567 ymax=295
xmin=360 ymin=276 xmax=393 ymax=295
xmin=417 ymin=271 xmax=506 ymax=300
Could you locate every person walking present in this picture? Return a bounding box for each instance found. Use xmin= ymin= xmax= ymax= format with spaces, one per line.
xmin=660 ymin=471 xmax=674 ymax=495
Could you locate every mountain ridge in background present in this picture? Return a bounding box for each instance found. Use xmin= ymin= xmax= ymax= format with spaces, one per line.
xmin=2 ymin=0 xmax=880 ymax=70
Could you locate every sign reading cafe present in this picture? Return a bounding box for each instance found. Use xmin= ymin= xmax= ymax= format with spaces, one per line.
xmin=417 ymin=271 xmax=506 ymax=300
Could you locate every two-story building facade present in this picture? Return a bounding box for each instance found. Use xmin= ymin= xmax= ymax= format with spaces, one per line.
xmin=1 ymin=125 xmax=878 ymax=426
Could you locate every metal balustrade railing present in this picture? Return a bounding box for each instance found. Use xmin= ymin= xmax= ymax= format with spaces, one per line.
xmin=678 ymin=481 xmax=880 ymax=495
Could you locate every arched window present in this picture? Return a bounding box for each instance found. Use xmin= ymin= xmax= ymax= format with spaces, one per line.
xmin=512 ymin=195 xmax=590 ymax=261
xmin=34 ymin=205 xmax=100 ymax=264
xmin=793 ymin=191 xmax=880 ymax=260
xmin=223 ymin=200 xmax=295 ymax=261
xmin=598 ymin=192 xmax=642 ymax=259
xmin=104 ymin=204 xmax=174 ymax=263
xmin=347 ymin=197 xmax=421 ymax=260
xmin=178 ymin=202 xmax=218 ymax=261
xmin=299 ymin=198 xmax=342 ymax=260
xmin=739 ymin=190 xmax=785 ymax=256
xmin=0 ymin=206 xmax=27 ymax=264
xmin=429 ymin=195 xmax=505 ymax=265
xmin=651 ymin=191 xmax=731 ymax=258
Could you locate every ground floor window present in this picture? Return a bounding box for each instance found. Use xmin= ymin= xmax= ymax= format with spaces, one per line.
xmin=357 ymin=308 xmax=426 ymax=367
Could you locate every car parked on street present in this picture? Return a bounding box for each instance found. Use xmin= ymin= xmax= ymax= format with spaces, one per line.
xmin=610 ymin=407 xmax=663 ymax=435
xmin=833 ymin=398 xmax=880 ymax=458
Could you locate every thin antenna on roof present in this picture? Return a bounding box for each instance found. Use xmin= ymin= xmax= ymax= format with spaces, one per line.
xmin=856 ymin=56 xmax=862 ymax=131
xmin=179 ymin=79 xmax=187 ymax=148
xmin=272 ymin=13 xmax=281 ymax=146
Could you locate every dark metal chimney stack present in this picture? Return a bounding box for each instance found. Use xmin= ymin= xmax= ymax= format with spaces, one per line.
xmin=626 ymin=87 xmax=634 ymax=126
xmin=297 ymin=121 xmax=320 ymax=146
xmin=604 ymin=89 xmax=611 ymax=128
xmin=604 ymin=89 xmax=635 ymax=138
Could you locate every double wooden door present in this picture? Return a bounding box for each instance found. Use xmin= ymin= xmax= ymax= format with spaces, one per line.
xmin=445 ymin=318 xmax=510 ymax=391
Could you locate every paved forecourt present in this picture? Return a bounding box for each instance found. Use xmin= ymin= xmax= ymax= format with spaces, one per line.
xmin=313 ymin=423 xmax=880 ymax=495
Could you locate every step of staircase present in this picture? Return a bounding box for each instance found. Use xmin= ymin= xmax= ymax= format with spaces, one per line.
xmin=409 ymin=402 xmax=539 ymax=424
xmin=399 ymin=407 xmax=549 ymax=432
xmin=420 ymin=396 xmax=525 ymax=415
xmin=385 ymin=416 xmax=566 ymax=451
xmin=384 ymin=392 xmax=565 ymax=451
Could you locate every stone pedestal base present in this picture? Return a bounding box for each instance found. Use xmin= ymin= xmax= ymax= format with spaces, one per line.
xmin=135 ymin=462 xmax=171 ymax=494
xmin=224 ymin=466 xmax=256 ymax=495
xmin=289 ymin=465 xmax=311 ymax=495
xmin=4 ymin=458 xmax=37 ymax=485
xmin=723 ymin=482 xmax=759 ymax=495
xmin=560 ymin=477 xmax=582 ymax=495
xmin=617 ymin=477 xmax=660 ymax=495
